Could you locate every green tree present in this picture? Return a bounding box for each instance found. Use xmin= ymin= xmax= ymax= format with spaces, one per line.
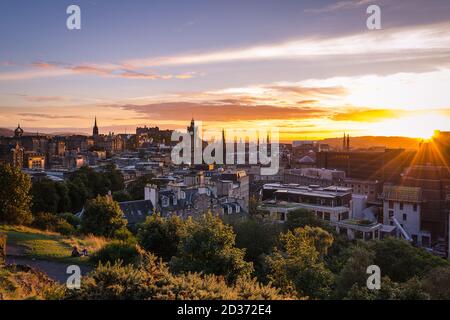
xmin=138 ymin=214 xmax=187 ymax=261
xmin=285 ymin=209 xmax=331 ymax=232
xmin=267 ymin=226 xmax=334 ymax=299
xmin=170 ymin=213 xmax=254 ymax=284
xmin=370 ymin=237 xmax=448 ymax=282
xmin=31 ymin=178 xmax=59 ymax=214
xmin=81 ymin=195 xmax=127 ymax=238
xmin=69 ymin=250 xmax=292 ymax=300
xmin=231 ymin=217 xmax=283 ymax=281
xmin=335 ymin=245 xmax=375 ymax=298
xmin=127 ymin=174 xmax=155 ymax=200
xmin=0 ymin=163 xmax=32 ymax=225
xmin=422 ymin=266 xmax=450 ymax=299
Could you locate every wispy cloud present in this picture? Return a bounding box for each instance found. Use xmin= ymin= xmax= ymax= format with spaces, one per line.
xmin=0 ymin=60 xmax=199 ymax=81
xmin=304 ymin=0 xmax=377 ymax=13
xmin=124 ymin=22 xmax=450 ymax=68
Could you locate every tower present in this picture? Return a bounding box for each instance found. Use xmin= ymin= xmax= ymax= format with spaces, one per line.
xmin=14 ymin=124 xmax=24 ymax=138
xmin=93 ymin=117 xmax=99 ymax=136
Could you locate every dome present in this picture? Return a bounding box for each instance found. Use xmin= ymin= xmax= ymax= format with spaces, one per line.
xmin=14 ymin=124 xmax=24 ymax=137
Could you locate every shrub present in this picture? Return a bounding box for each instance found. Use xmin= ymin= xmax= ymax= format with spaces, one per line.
xmin=32 ymin=212 xmax=75 ymax=235
xmin=58 ymin=212 xmax=81 ymax=228
xmin=0 ymin=234 xmax=6 ymax=265
xmin=69 ymin=250 xmax=293 ymax=300
xmin=90 ymin=241 xmax=141 ymax=266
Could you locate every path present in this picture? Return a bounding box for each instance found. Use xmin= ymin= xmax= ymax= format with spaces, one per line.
xmin=6 ymin=244 xmax=92 ymax=283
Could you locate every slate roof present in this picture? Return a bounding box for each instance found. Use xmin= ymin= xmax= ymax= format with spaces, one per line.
xmin=119 ymin=199 xmax=154 ymax=225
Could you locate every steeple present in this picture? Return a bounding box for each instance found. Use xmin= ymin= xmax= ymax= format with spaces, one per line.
xmin=93 ymin=117 xmax=99 ymax=136
xmin=14 ymin=123 xmax=24 ymax=137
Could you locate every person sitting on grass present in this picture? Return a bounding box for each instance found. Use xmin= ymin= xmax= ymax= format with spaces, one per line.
xmin=71 ymin=246 xmax=81 ymax=257
xmin=81 ymin=248 xmax=89 ymax=257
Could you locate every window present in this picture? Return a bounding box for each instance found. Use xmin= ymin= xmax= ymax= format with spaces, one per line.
xmin=389 ymin=201 xmax=394 ymax=209
xmin=413 ymin=204 xmax=417 ymax=211
xmin=399 ymin=202 xmax=404 ymax=210
xmin=180 ymin=191 xmax=186 ymax=199
xmin=162 ymin=197 xmax=169 ymax=207
xmin=403 ymin=213 xmax=407 ymax=221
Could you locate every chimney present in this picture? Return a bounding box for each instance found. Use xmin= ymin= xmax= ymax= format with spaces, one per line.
xmin=144 ymin=184 xmax=159 ymax=208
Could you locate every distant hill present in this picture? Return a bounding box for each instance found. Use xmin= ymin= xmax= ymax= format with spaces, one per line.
xmin=0 ymin=128 xmax=14 ymax=137
xmin=321 ymin=136 xmax=421 ymax=150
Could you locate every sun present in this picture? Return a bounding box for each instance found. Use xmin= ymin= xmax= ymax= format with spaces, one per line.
xmin=369 ymin=114 xmax=445 ymax=139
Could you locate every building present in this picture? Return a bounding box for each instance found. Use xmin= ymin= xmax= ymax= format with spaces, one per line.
xmin=380 ymin=185 xmax=429 ymax=247
xmin=214 ymin=170 xmax=250 ymax=212
xmin=24 ymin=151 xmax=46 ymax=170
xmin=259 ymin=183 xmax=385 ymax=240
xmin=93 ymin=117 xmax=99 ymax=137
xmin=0 ymin=143 xmax=24 ymax=168
xmin=316 ymin=148 xmax=415 ymax=183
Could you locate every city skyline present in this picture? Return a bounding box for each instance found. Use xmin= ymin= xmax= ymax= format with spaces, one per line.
xmin=0 ymin=0 xmax=449 ymax=140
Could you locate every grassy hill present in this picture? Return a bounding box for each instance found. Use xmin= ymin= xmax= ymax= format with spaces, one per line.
xmin=0 ymin=225 xmax=107 ymax=264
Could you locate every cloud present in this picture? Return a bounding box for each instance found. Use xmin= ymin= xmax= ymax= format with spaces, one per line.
xmin=124 ymin=22 xmax=450 ymax=68
xmin=267 ymin=85 xmax=348 ymax=97
xmin=17 ymin=113 xmax=87 ymax=120
xmin=0 ymin=61 xmax=198 ymax=81
xmin=118 ymin=101 xmax=329 ymax=122
xmin=304 ymin=0 xmax=376 ymax=13
xmin=331 ymin=108 xmax=403 ymax=122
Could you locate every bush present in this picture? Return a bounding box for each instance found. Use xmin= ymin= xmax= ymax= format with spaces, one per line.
xmin=90 ymin=241 xmax=141 ymax=266
xmin=69 ymin=250 xmax=293 ymax=300
xmin=58 ymin=212 xmax=81 ymax=228
xmin=32 ymin=212 xmax=75 ymax=235
xmin=0 ymin=234 xmax=6 ymax=265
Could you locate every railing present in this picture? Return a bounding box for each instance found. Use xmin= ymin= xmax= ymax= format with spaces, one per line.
xmin=391 ymin=216 xmax=413 ymax=242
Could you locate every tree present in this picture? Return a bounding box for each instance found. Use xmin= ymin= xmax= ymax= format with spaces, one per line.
xmin=422 ymin=266 xmax=450 ymax=299
xmin=285 ymin=209 xmax=331 ymax=232
xmin=137 ymin=214 xmax=187 ymax=261
xmin=0 ymin=163 xmax=32 ymax=225
xmin=68 ymin=250 xmax=292 ymax=300
xmin=335 ymin=245 xmax=375 ymax=298
xmin=81 ymin=195 xmax=127 ymax=238
xmin=170 ymin=213 xmax=254 ymax=284
xmin=231 ymin=217 xmax=283 ymax=281
xmin=370 ymin=237 xmax=448 ymax=282
xmin=266 ymin=226 xmax=334 ymax=299
xmin=31 ymin=178 xmax=60 ymax=214
xmin=127 ymin=174 xmax=155 ymax=200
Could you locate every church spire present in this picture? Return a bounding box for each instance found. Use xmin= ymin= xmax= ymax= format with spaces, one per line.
xmin=93 ymin=116 xmax=99 ymax=136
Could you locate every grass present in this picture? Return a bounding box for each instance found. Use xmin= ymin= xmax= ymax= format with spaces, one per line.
xmin=0 ymin=225 xmax=108 ymax=265
xmin=0 ymin=265 xmax=63 ymax=300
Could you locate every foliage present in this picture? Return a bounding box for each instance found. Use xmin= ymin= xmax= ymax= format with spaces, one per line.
xmin=230 ymin=217 xmax=283 ymax=281
xmin=31 ymin=212 xmax=75 ymax=235
xmin=0 ymin=234 xmax=6 ymax=265
xmin=90 ymin=241 xmax=141 ymax=266
xmin=266 ymin=226 xmax=334 ymax=299
xmin=344 ymin=276 xmax=430 ymax=300
xmin=285 ymin=209 xmax=332 ymax=232
xmin=58 ymin=212 xmax=81 ymax=228
xmin=80 ymin=195 xmax=127 ymax=238
xmin=170 ymin=213 xmax=254 ymax=284
xmin=334 ymin=245 xmax=375 ymax=298
xmin=137 ymin=214 xmax=187 ymax=261
xmin=69 ymin=250 xmax=293 ymax=300
xmin=0 ymin=265 xmax=64 ymax=300
xmin=0 ymin=163 xmax=32 ymax=225
xmin=126 ymin=173 xmax=155 ymax=200
xmin=421 ymin=266 xmax=450 ymax=299
xmin=370 ymin=237 xmax=448 ymax=282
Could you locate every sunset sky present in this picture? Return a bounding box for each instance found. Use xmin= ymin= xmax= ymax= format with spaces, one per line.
xmin=0 ymin=0 xmax=449 ymax=141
